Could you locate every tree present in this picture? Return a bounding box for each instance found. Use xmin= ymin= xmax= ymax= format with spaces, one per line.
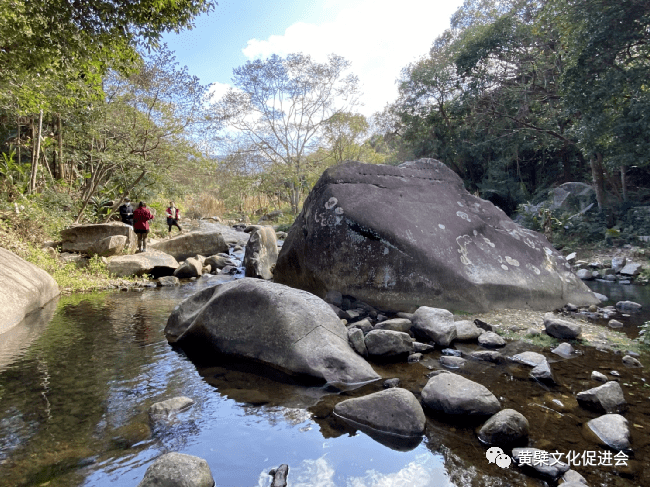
xmin=213 ymin=53 xmax=360 ymax=213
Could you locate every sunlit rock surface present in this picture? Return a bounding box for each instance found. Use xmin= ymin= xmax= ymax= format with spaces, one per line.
xmin=275 ymin=159 xmax=598 ymax=312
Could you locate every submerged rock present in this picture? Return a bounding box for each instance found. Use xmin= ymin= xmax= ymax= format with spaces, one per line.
xmin=333 ymin=388 xmax=426 ymax=437
xmin=164 ymin=278 xmax=379 ymax=386
xmin=137 ymin=452 xmax=214 ymax=487
xmin=586 ymin=414 xmax=630 ymax=451
xmin=149 ymin=396 xmax=194 ymax=419
xmin=512 ymin=447 xmax=569 ymax=480
xmin=274 ymin=159 xmax=598 ymax=313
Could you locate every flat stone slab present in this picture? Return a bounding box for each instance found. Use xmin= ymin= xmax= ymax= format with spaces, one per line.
xmin=107 ymin=250 xmax=179 ymax=277
xmin=421 ymin=372 xmax=500 ymax=416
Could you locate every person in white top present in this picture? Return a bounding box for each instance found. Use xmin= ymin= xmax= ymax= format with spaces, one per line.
xmin=165 ymin=201 xmax=183 ymax=236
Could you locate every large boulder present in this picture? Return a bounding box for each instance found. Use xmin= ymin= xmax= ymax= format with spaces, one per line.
xmin=333 ymin=388 xmax=426 ymax=437
xmin=243 ymin=225 xmax=278 ymax=279
xmin=364 ymin=329 xmax=414 ymax=357
xmin=576 ymin=381 xmax=627 ymax=413
xmin=548 ymin=182 xmax=596 ymax=213
xmin=421 ymin=371 xmax=500 ymax=416
xmin=173 ymin=257 xmax=203 ymax=279
xmin=60 ymin=222 xmax=136 ymax=253
xmin=164 ymin=278 xmax=379 ymax=386
xmin=274 ymin=160 xmax=598 ymax=312
xmin=150 ymin=231 xmax=228 ymax=261
xmin=478 ymin=409 xmax=529 ymax=446
xmin=586 ymin=414 xmax=630 ymax=451
xmin=107 ymin=250 xmax=179 ymax=278
xmin=0 ymin=248 xmax=60 ymax=335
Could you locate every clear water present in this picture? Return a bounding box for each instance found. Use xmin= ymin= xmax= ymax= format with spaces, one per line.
xmin=1 ymin=277 xmax=649 ymax=486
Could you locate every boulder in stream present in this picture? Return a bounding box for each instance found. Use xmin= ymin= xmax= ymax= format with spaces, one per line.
xmin=478 ymin=408 xmax=529 ymax=446
xmin=421 ymin=371 xmax=500 ymax=416
xmin=243 ymin=225 xmax=278 ymax=279
xmin=576 ymin=381 xmax=627 ymax=413
xmin=60 ymin=222 xmax=136 ymax=253
xmin=107 ymin=250 xmax=179 ymax=277
xmin=586 ymin=413 xmax=630 ymax=451
xmin=0 ymin=248 xmax=60 ymax=334
xmin=137 ymin=452 xmax=214 ymax=487
xmin=274 ymin=159 xmax=598 ymax=312
xmin=333 ymin=388 xmax=426 ymax=437
xmin=164 ymin=278 xmax=380 ymax=386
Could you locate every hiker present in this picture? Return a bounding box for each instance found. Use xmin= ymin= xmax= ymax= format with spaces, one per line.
xmin=118 ymin=198 xmax=134 ymax=226
xmin=166 ymin=201 xmax=183 ymax=236
xmin=133 ymin=201 xmax=154 ymax=252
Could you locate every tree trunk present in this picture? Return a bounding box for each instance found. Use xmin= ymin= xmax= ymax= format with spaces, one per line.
xmin=55 ymin=113 xmax=64 ymax=180
xmin=590 ymin=152 xmax=606 ymax=211
xmin=620 ymin=166 xmax=628 ymax=202
xmin=29 ymin=110 xmax=43 ymax=193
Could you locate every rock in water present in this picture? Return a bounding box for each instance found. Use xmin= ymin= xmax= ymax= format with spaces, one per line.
xmin=421 ymin=371 xmax=500 ymax=416
xmin=334 ymin=388 xmax=426 ymax=437
xmin=60 ymin=222 xmax=136 ymax=253
xmin=164 ymin=278 xmax=379 ymax=386
xmin=244 ymin=225 xmax=278 ymax=279
xmin=274 ymin=160 xmax=598 ymax=312
xmin=0 ymin=248 xmax=60 ymax=334
xmin=137 ymin=452 xmax=214 ymax=487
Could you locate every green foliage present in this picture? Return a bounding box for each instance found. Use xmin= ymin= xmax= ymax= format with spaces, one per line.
xmin=636 ymin=321 xmax=650 ymax=348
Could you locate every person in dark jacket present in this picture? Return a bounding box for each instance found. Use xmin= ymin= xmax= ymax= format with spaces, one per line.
xmin=118 ymin=198 xmax=134 ymax=226
xmin=133 ymin=202 xmax=154 ymax=252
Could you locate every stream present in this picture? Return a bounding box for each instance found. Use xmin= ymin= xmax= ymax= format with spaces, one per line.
xmin=0 ymin=277 xmax=649 ymax=487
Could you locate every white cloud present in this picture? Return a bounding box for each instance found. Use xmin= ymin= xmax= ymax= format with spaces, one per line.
xmin=241 ymin=0 xmax=464 ymax=117
xmin=207 ymin=81 xmax=233 ymax=102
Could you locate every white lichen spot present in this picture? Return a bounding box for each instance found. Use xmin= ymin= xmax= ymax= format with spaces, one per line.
xmin=544 ymin=247 xmax=553 ymax=256
xmin=524 ymin=238 xmax=537 ymax=249
xmin=501 ymin=264 xmax=509 ymax=271
xmin=334 ymin=207 xmax=344 ymax=215
xmin=457 ymin=201 xmax=465 ymax=207
xmin=456 ymin=211 xmax=471 ymax=222
xmin=325 ymin=197 xmax=338 ymax=210
xmin=483 ymin=237 xmax=496 ymax=248
xmin=507 ymin=229 xmax=521 ymax=241
xmin=383 ymin=247 xmax=389 ymax=255
xmin=473 ymin=230 xmax=478 ymax=236
xmin=526 ymin=263 xmax=542 ymax=275
xmin=438 ymin=224 xmax=446 ymax=230
xmin=497 ymin=255 xmax=503 ymax=264
xmin=505 ymin=256 xmax=520 ymax=267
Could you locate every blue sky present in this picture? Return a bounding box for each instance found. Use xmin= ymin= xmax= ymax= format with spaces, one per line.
xmin=162 ymin=0 xmax=465 ymax=117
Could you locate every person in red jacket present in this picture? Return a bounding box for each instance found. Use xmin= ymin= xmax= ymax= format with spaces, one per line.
xmin=165 ymin=201 xmax=182 ymax=236
xmin=133 ymin=201 xmax=155 ymax=252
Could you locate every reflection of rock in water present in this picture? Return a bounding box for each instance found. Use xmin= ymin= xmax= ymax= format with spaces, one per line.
xmin=0 ymin=297 xmax=59 ymax=371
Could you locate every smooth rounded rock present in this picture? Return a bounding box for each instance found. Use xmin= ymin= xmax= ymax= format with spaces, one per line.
xmin=137 ymin=452 xmax=214 ymax=487
xmin=478 ymin=331 xmax=506 ymax=348
xmin=364 ymin=329 xmax=414 ymax=357
xmin=478 ymin=408 xmax=529 ymax=446
xmin=576 ymin=381 xmax=626 ymax=413
xmin=544 ymin=313 xmax=582 ymax=339
xmin=411 ymin=307 xmax=457 ymax=347
xmin=421 ymin=372 xmax=500 ymax=416
xmin=334 ymin=388 xmax=426 ymax=437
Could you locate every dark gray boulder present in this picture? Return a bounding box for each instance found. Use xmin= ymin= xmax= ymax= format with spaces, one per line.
xmin=244 ymin=225 xmax=278 ymax=279
xmin=544 ymin=313 xmax=582 ymax=339
xmin=364 ymin=329 xmax=414 ymax=357
xmin=333 ymin=388 xmax=426 ymax=437
xmin=204 ymin=254 xmax=236 ymax=271
xmin=586 ymin=414 xmax=630 ymax=451
xmin=164 ymin=278 xmax=379 ymax=386
xmin=269 ymin=464 xmax=289 ymax=487
xmin=411 ymin=307 xmax=457 ymax=347
xmin=576 ymin=381 xmax=627 ymax=413
xmin=157 ymin=276 xmax=180 ymax=287
xmin=274 ymin=160 xmax=598 ymax=312
xmin=511 ymin=351 xmax=547 ymax=367
xmin=468 ymin=350 xmax=502 ymax=363
xmin=137 ymin=452 xmax=213 ymax=487
xmin=421 ymin=372 xmax=500 ymax=416
xmin=478 ymin=409 xmax=529 ymax=446
xmin=439 ymin=355 xmax=466 ymax=368
xmin=616 ymin=300 xmax=642 ymax=313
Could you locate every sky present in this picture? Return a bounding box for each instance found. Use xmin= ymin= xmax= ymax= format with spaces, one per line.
xmin=161 ymin=0 xmax=466 ymax=118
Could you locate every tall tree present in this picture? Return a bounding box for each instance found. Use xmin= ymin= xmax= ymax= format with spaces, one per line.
xmin=213 ymin=53 xmax=360 ymax=213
